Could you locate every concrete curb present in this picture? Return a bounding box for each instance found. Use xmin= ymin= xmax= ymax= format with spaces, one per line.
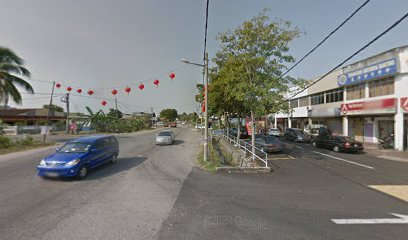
xmin=216 ymin=166 xmax=272 ymax=174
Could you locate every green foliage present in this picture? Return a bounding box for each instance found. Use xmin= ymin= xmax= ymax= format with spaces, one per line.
xmin=107 ymin=108 xmax=123 ymax=119
xmin=160 ymin=108 xmax=178 ymax=121
xmin=0 ymin=46 xmax=33 ymax=106
xmin=43 ymin=104 xmax=64 ymax=112
xmin=19 ymin=135 xmax=33 ymax=145
xmin=209 ymin=9 xmax=305 ymax=116
xmin=0 ymin=135 xmax=12 ymax=148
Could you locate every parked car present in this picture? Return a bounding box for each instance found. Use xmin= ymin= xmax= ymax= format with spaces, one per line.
xmin=170 ymin=122 xmax=177 ymax=127
xmin=312 ymin=135 xmax=364 ymax=153
xmin=268 ymin=128 xmax=283 ymax=137
xmin=284 ymin=128 xmax=310 ymax=143
xmin=255 ymin=136 xmax=286 ymax=153
xmin=211 ymin=129 xmax=224 ymax=136
xmin=229 ymin=128 xmax=249 ymax=139
xmin=155 ymin=130 xmax=175 ymax=145
xmin=163 ymin=123 xmax=169 ymax=127
xmin=37 ymin=135 xmax=119 ymax=179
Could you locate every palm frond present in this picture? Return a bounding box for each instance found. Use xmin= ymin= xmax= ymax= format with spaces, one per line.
xmin=7 ymin=74 xmax=34 ymax=93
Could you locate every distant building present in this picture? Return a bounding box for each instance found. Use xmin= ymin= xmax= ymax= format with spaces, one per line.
xmin=0 ymin=108 xmax=67 ymax=125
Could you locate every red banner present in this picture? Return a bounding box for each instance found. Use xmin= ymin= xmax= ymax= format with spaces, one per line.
xmin=245 ymin=118 xmax=252 ymax=136
xmin=341 ymin=98 xmax=396 ymax=115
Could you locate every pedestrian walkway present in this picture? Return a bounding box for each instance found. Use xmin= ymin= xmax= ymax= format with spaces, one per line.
xmin=364 ymin=143 xmax=408 ymax=162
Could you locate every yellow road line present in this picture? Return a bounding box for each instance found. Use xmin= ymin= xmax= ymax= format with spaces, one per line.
xmin=369 ymin=185 xmax=408 ymax=202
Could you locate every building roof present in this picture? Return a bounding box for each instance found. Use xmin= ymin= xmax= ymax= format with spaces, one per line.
xmin=0 ymin=108 xmax=66 ymax=121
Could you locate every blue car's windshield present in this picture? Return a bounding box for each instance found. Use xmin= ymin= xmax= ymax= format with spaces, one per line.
xmin=58 ymin=142 xmax=91 ymax=153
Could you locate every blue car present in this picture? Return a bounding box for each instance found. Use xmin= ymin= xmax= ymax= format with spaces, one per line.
xmin=37 ymin=135 xmax=119 ymax=179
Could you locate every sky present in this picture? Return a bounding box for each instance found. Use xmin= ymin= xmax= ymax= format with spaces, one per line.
xmin=0 ymin=0 xmax=407 ymax=115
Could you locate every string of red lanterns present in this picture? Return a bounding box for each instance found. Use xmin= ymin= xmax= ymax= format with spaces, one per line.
xmin=54 ymin=70 xmax=176 ymax=106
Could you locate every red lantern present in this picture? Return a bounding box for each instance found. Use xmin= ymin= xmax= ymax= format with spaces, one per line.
xmin=154 ymin=79 xmax=160 ymax=87
xmin=138 ymin=84 xmax=144 ymax=90
xmin=124 ymin=86 xmax=131 ymax=94
xmin=55 ymin=83 xmax=61 ymax=88
xmin=87 ymin=90 xmax=94 ymax=96
xmin=169 ymin=72 xmax=175 ymax=80
xmin=111 ymin=89 xmax=118 ymax=95
xmin=77 ymin=88 xmax=82 ymax=94
xmin=101 ymin=100 xmax=107 ymax=106
xmin=67 ymin=86 xmax=72 ymax=92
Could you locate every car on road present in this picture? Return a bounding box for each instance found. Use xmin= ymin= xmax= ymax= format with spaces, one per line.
xmin=156 ymin=130 xmax=175 ymax=145
xmin=268 ymin=128 xmax=283 ymax=137
xmin=284 ymin=128 xmax=310 ymax=143
xmin=170 ymin=122 xmax=177 ymax=127
xmin=255 ymin=135 xmax=286 ymax=153
xmin=37 ymin=135 xmax=119 ymax=179
xmin=312 ymin=135 xmax=364 ymax=153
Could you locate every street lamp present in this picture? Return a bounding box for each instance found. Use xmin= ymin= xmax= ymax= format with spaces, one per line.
xmin=182 ymin=53 xmax=209 ymax=162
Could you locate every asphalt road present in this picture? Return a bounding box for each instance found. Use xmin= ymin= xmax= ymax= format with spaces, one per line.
xmin=158 ymin=138 xmax=408 ymax=240
xmin=1 ymin=129 xmax=408 ymax=239
xmin=0 ymin=127 xmax=202 ymax=240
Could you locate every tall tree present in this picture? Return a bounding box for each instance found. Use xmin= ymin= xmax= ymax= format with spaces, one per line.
xmin=0 ymin=46 xmax=33 ymax=107
xmin=160 ymin=108 xmax=178 ymax=122
xmin=43 ymin=104 xmax=64 ymax=112
xmin=210 ymin=10 xmax=303 ymax=157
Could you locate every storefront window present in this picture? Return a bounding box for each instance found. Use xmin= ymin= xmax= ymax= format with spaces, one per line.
xmin=346 ymin=83 xmax=365 ymax=100
xmin=299 ymin=97 xmax=309 ymax=107
xmin=325 ymin=88 xmax=344 ymax=103
xmin=289 ymin=99 xmax=299 ymax=108
xmin=310 ymin=93 xmax=324 ymax=105
xmin=368 ymin=77 xmax=394 ymax=97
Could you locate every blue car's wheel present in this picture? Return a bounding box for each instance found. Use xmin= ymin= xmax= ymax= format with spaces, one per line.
xmin=110 ymin=154 xmax=118 ymax=164
xmin=77 ymin=166 xmax=88 ymax=179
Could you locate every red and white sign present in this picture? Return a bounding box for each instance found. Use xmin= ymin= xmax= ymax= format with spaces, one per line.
xmin=341 ymin=98 xmax=396 ymax=115
xmin=401 ymin=97 xmax=408 ymax=112
xmin=245 ymin=119 xmax=253 ymax=136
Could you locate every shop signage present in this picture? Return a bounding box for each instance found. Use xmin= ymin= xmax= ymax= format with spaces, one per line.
xmin=245 ymin=118 xmax=253 ymax=136
xmin=338 ymin=58 xmax=397 ymax=86
xmin=401 ymin=97 xmax=408 ymax=112
xmin=340 ymin=98 xmax=396 ymax=115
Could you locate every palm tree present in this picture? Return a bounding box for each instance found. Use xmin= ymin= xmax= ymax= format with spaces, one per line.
xmin=0 ymin=46 xmax=34 ymax=108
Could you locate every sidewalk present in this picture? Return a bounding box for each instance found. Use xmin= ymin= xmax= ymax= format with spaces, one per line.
xmin=364 ymin=143 xmax=408 ymax=162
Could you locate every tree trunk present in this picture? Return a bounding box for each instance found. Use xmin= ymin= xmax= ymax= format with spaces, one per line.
xmin=251 ymin=110 xmax=255 ymax=161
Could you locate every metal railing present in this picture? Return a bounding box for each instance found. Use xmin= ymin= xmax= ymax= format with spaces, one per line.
xmin=222 ymin=132 xmax=268 ymax=168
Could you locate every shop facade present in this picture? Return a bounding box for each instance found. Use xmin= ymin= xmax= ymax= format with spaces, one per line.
xmin=273 ymin=45 xmax=408 ymax=151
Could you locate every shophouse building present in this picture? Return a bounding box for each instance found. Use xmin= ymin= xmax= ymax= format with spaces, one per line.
xmin=274 ymin=45 xmax=408 ymax=151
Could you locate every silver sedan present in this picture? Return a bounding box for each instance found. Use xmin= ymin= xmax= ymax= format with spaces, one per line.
xmin=155 ymin=130 xmax=175 ymax=145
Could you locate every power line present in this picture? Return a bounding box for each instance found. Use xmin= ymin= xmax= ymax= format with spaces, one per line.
xmin=283 ymin=11 xmax=408 ymax=104
xmin=279 ymin=0 xmax=370 ymax=79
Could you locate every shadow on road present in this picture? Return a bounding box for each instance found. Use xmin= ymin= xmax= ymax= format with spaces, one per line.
xmin=86 ymin=156 xmax=147 ymax=180
xmin=172 ymin=140 xmax=185 ymax=145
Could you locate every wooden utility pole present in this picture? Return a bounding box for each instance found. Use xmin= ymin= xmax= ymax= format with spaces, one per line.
xmin=43 ymin=81 xmax=55 ymax=143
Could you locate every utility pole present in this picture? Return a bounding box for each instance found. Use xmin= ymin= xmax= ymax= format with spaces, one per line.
xmin=43 ymin=81 xmax=55 ymax=143
xmin=203 ymin=51 xmax=209 ymax=162
xmin=64 ymin=93 xmax=70 ymax=134
xmin=115 ymin=96 xmax=119 ymax=132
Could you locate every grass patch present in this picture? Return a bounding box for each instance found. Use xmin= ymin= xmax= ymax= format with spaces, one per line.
xmin=0 ymin=135 xmax=56 ymax=155
xmin=0 ymin=142 xmax=55 ymax=155
xmin=197 ymin=143 xmax=222 ymax=173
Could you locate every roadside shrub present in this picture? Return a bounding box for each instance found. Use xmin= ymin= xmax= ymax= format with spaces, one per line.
xmin=0 ymin=136 xmax=12 ymax=148
xmin=20 ymin=136 xmax=34 ymax=146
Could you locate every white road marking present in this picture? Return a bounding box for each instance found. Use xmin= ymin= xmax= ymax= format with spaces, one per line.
xmin=295 ymin=146 xmax=304 ymax=150
xmin=312 ymin=151 xmax=374 ymax=170
xmin=332 ymin=213 xmax=408 ymax=225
